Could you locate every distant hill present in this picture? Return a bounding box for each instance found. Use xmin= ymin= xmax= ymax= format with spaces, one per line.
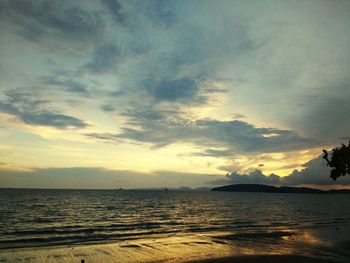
xmin=211 ymin=184 xmax=350 ymax=194
xmin=128 ymin=186 xmax=211 ymax=191
xmin=194 ymin=187 xmax=211 ymax=192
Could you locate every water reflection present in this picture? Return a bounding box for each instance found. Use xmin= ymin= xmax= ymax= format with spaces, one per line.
xmin=1 ymin=189 xmax=350 ymax=262
xmin=1 ymin=227 xmax=348 ymax=263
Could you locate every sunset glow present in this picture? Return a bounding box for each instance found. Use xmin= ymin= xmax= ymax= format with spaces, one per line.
xmin=0 ymin=0 xmax=349 ymax=189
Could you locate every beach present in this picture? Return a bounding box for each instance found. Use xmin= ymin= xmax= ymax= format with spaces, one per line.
xmin=1 ymin=225 xmax=349 ymax=263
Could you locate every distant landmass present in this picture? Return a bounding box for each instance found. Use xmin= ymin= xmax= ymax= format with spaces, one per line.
xmin=211 ymin=184 xmax=350 ymax=194
xmin=128 ymin=186 xmax=211 ymax=191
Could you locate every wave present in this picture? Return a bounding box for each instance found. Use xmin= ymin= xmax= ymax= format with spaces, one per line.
xmin=1 ymin=189 xmax=350 ymax=250
xmin=0 ymin=229 xmax=178 ymax=249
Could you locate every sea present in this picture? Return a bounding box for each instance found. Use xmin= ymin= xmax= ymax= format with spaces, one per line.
xmin=1 ymin=188 xmax=350 ymax=250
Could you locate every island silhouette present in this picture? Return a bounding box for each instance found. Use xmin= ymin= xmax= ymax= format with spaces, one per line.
xmin=211 ymin=184 xmax=350 ymax=194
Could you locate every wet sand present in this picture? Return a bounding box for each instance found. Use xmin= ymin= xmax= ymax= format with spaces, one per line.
xmin=0 ymin=234 xmax=236 ymax=263
xmin=0 ymin=225 xmax=349 ymax=263
xmin=189 ymin=255 xmax=338 ymax=263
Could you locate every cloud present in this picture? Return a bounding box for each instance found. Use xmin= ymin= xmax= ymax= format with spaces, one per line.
xmin=0 ymin=167 xmax=214 ymax=189
xmin=282 ymin=155 xmax=350 ymax=186
xmin=101 ymin=0 xmax=125 ymax=24
xmin=85 ymin=133 xmax=122 ymax=144
xmin=2 ymin=155 xmax=348 ymax=189
xmin=96 ymin=0 xmax=254 ymax=105
xmin=0 ymin=0 xmax=104 ymax=48
xmin=231 ymin=113 xmax=246 ymax=119
xmin=0 ymin=91 xmax=87 ymax=129
xmin=41 ymin=76 xmax=89 ymax=94
xmin=85 ymin=44 xmax=120 ymax=73
xmin=103 ymin=105 xmax=319 ymax=153
xmin=100 ymin=104 xmax=115 ymax=112
xmin=212 ymin=155 xmax=350 ymax=186
xmin=87 ymin=112 xmax=318 ymax=154
xmin=212 ymin=169 xmax=280 ymax=186
xmin=138 ymin=0 xmax=177 ymax=27
xmin=1 ymin=0 xmax=349 ymax=190
xmin=144 ymin=77 xmax=205 ymax=103
xmin=122 ymin=105 xmax=178 ymax=122
xmin=292 ymin=94 xmax=350 ymax=141
xmin=0 ymin=167 xmax=148 ymax=189
xmin=184 ymin=149 xmax=234 ymax=158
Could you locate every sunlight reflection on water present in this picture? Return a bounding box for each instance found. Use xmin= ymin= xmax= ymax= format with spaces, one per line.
xmin=0 ymin=189 xmax=350 ymax=251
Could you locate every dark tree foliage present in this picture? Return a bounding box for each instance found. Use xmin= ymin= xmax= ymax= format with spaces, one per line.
xmin=323 ymin=141 xmax=350 ymax=180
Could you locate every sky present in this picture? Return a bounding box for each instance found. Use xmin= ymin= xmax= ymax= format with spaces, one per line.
xmin=0 ymin=0 xmax=350 ymax=189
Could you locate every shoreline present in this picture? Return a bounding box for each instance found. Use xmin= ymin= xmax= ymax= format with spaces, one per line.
xmin=189 ymin=254 xmax=341 ymax=263
xmin=0 ymin=225 xmax=349 ymax=263
xmin=2 ymin=221 xmax=350 ymax=251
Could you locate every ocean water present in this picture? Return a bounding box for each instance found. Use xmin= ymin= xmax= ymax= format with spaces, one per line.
xmin=1 ymin=189 xmax=350 ymax=250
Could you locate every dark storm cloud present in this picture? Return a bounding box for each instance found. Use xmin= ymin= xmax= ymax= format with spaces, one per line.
xmin=41 ymin=76 xmax=89 ymax=94
xmin=282 ymin=155 xmax=350 ymax=186
xmin=211 ymin=155 xmax=350 ymax=186
xmin=88 ymin=105 xmax=319 ymax=154
xmin=144 ymin=0 xmax=177 ymax=27
xmin=102 ymin=1 xmax=254 ymax=105
xmin=0 ymin=91 xmax=87 ymax=129
xmin=85 ymin=44 xmax=120 ymax=73
xmin=101 ymin=0 xmax=125 ymax=24
xmin=121 ymin=118 xmax=318 ymax=153
xmin=0 ymin=0 xmax=104 ymax=47
xmin=122 ymin=105 xmax=177 ymax=122
xmin=144 ymin=77 xmax=204 ymax=103
xmin=103 ymin=0 xmax=349 ymax=154
xmin=293 ymin=94 xmax=350 ymax=141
